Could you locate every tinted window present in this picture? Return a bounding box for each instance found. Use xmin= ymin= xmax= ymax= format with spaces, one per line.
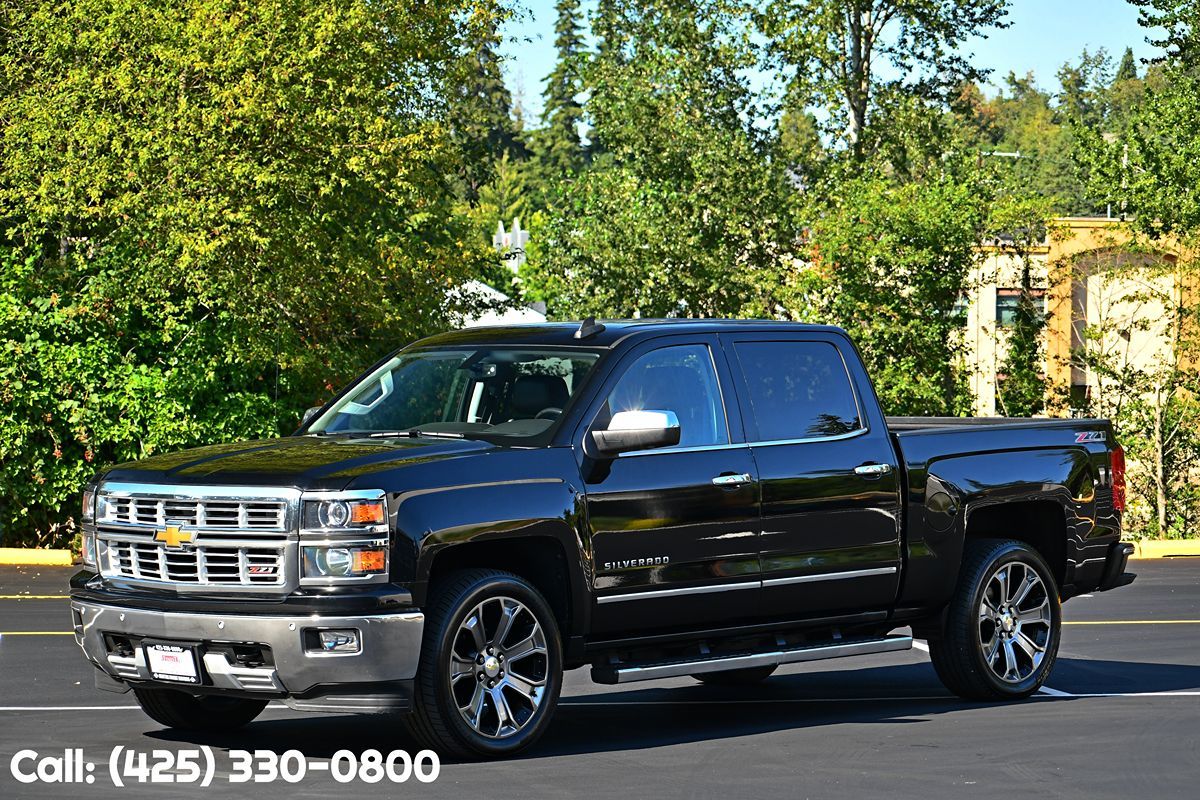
xmin=310 ymin=348 xmax=599 ymax=441
xmin=602 ymin=344 xmax=728 ymax=449
xmin=734 ymin=341 xmax=862 ymax=440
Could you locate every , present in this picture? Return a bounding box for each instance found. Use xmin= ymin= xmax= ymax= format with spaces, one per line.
xmin=69 ymin=319 xmax=1135 ymax=759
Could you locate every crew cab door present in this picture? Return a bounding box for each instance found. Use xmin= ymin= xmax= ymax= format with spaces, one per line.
xmin=722 ymin=333 xmax=902 ymax=615
xmin=578 ymin=336 xmax=761 ymax=635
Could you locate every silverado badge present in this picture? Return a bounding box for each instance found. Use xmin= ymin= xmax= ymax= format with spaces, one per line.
xmin=154 ymin=524 xmax=195 ymax=549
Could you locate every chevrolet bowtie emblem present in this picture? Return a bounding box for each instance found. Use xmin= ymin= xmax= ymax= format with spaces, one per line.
xmin=155 ymin=525 xmax=194 ymax=549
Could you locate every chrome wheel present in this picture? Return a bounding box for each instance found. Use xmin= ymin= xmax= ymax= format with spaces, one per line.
xmin=978 ymin=561 xmax=1052 ymax=683
xmin=449 ymin=596 xmax=549 ymax=739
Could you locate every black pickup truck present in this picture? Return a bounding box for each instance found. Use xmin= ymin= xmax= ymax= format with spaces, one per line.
xmin=70 ymin=320 xmax=1135 ymax=758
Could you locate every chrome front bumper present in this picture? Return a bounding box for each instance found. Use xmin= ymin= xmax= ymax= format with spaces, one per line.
xmin=71 ymin=600 xmax=424 ymax=710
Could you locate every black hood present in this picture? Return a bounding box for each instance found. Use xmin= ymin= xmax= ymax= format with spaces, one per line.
xmin=101 ymin=435 xmax=497 ymax=491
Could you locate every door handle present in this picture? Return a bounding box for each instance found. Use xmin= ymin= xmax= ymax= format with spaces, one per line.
xmin=712 ymin=473 xmax=753 ymax=488
xmin=854 ymin=463 xmax=893 ymax=478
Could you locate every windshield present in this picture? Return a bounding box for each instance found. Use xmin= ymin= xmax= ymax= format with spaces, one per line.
xmin=308 ymin=347 xmax=601 ymax=442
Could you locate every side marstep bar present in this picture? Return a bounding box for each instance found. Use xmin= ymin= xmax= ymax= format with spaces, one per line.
xmin=592 ymin=634 xmax=913 ymax=685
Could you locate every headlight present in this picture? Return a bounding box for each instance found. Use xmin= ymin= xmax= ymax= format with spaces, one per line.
xmin=320 ymin=500 xmax=351 ymax=528
xmin=80 ymin=530 xmax=96 ymax=568
xmin=81 ymin=486 xmax=96 ymax=523
xmin=299 ymin=491 xmax=389 ymax=584
xmin=80 ymin=485 xmax=97 ymax=567
xmin=302 ymin=499 xmax=386 ymax=529
xmin=302 ymin=546 xmax=387 ymax=579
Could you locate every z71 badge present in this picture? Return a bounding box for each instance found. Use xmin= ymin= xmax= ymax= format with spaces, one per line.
xmin=1075 ymin=431 xmax=1106 ymax=443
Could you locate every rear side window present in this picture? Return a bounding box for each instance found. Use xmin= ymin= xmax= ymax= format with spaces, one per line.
xmin=734 ymin=341 xmax=862 ymax=441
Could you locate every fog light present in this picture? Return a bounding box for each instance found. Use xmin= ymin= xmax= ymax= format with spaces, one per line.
xmin=316 ymin=629 xmax=360 ymax=654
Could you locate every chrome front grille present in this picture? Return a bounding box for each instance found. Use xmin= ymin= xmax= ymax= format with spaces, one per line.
xmin=102 ymin=538 xmax=286 ymax=586
xmin=105 ymin=496 xmax=287 ymax=530
xmin=94 ymin=483 xmax=300 ymax=593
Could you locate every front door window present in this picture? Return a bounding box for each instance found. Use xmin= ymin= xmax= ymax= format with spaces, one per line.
xmin=600 ymin=344 xmax=728 ymax=449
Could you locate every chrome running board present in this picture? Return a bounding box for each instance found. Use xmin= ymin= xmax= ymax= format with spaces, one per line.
xmin=592 ymin=635 xmax=913 ymax=685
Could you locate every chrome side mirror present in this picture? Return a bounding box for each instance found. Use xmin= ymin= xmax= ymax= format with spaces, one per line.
xmin=301 ymin=407 xmax=322 ymax=427
xmin=591 ymin=410 xmax=681 ymax=456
